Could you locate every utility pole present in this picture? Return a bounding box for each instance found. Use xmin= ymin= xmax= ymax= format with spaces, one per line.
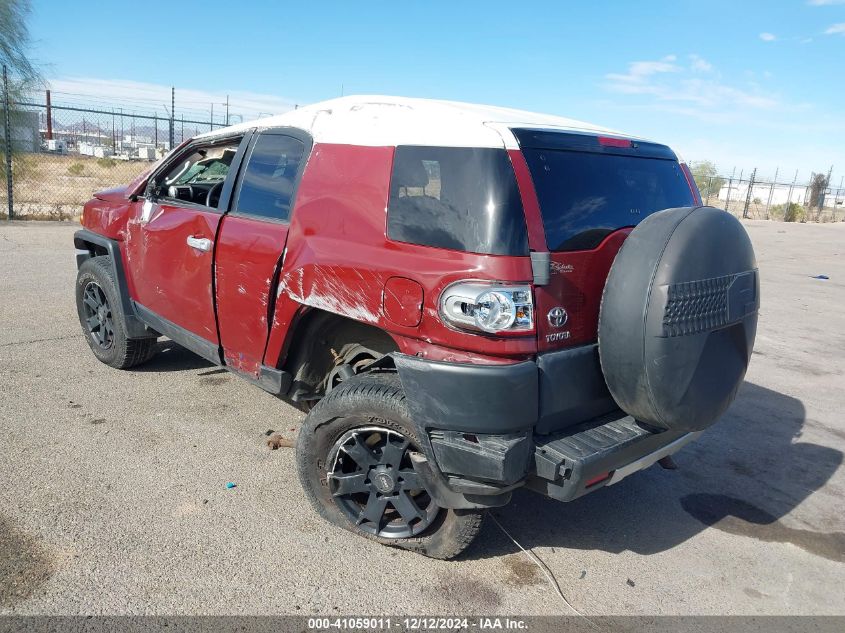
xmin=764 ymin=167 xmax=778 ymax=220
xmin=225 ymin=95 xmax=229 ymax=126
xmin=3 ymin=65 xmax=13 ymax=220
xmin=169 ymin=87 xmax=175 ymax=149
xmin=786 ymin=169 xmax=799 ymax=211
xmin=818 ymin=165 xmax=833 ymax=220
xmin=742 ymin=168 xmax=757 ymax=219
xmin=111 ymin=109 xmax=116 ymax=150
xmin=45 ymin=89 xmax=53 ymax=140
xmin=210 ymin=103 xmax=214 ymax=130
xmin=724 ymin=167 xmax=736 ymax=213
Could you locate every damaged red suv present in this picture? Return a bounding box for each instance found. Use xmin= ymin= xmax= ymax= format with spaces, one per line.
xmin=74 ymin=96 xmax=758 ymax=558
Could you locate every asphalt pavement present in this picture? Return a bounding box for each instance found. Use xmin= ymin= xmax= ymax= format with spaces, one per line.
xmin=1 ymin=220 xmax=843 ymax=616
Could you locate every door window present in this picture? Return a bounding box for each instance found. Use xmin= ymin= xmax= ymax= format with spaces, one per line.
xmin=154 ymin=139 xmax=241 ymax=208
xmin=233 ymin=134 xmax=306 ymax=222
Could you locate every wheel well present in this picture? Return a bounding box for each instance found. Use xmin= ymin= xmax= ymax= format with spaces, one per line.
xmin=281 ymin=309 xmax=399 ymax=402
xmin=76 ymin=239 xmax=109 ymax=258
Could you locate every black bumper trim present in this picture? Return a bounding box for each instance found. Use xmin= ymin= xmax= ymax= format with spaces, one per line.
xmin=536 ymin=344 xmax=618 ymax=434
xmin=393 ymin=353 xmax=537 ymax=435
xmin=392 ymin=348 xmax=697 ymax=508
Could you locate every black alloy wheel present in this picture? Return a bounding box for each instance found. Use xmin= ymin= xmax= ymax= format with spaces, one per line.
xmin=81 ymin=281 xmax=115 ymax=350
xmin=327 ymin=426 xmax=439 ymax=539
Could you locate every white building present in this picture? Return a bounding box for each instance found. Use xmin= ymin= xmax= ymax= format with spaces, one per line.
xmin=45 ymin=139 xmax=67 ymax=154
xmin=78 ymin=142 xmax=114 ymax=158
xmin=718 ymin=182 xmax=808 ymax=206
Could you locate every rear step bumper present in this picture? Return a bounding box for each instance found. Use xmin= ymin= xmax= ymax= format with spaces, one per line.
xmin=526 ymin=413 xmax=698 ymax=502
xmin=408 ymin=407 xmax=700 ymax=509
xmin=394 ymin=351 xmax=703 ymax=509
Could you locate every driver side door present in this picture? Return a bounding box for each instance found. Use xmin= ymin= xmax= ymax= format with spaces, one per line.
xmin=124 ymin=133 xmax=251 ymax=362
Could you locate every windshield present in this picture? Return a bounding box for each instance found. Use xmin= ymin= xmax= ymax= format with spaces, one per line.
xmin=516 ymin=131 xmax=695 ymax=251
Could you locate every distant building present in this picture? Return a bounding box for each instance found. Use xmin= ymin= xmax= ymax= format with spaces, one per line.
xmin=0 ymin=109 xmax=40 ymax=152
xmin=719 ymin=182 xmax=807 ymax=206
xmin=45 ymin=139 xmax=68 ymax=154
xmin=79 ymin=142 xmax=114 ymax=158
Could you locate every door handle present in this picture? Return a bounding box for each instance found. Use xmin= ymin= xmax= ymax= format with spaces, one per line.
xmin=186 ymin=236 xmax=213 ymax=252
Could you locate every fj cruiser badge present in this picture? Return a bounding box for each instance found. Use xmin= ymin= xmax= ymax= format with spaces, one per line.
xmin=547 ymin=307 xmax=568 ymax=328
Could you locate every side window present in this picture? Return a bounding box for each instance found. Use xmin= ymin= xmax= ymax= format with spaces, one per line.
xmin=387 ymin=146 xmax=528 ymax=256
xmin=154 ymin=139 xmax=241 ymax=208
xmin=234 ymin=134 xmax=306 ymax=222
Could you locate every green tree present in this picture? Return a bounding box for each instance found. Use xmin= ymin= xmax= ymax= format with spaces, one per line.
xmin=808 ymin=172 xmax=829 ymax=210
xmin=1 ymin=0 xmax=41 ymax=205
xmin=1 ymin=0 xmax=37 ymax=81
xmin=689 ymin=161 xmax=725 ymax=199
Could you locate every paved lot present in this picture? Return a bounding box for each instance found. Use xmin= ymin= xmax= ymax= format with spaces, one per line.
xmin=1 ymin=220 xmax=843 ymax=616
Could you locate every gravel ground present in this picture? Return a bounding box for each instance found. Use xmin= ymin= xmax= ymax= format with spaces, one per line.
xmin=0 ymin=220 xmax=843 ymax=616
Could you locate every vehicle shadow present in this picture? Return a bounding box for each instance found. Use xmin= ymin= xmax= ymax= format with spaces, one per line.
xmin=466 ymin=381 xmax=844 ymax=561
xmin=131 ymin=340 xmax=214 ymax=373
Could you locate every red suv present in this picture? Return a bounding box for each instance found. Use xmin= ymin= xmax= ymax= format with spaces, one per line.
xmin=74 ymin=96 xmax=758 ymax=558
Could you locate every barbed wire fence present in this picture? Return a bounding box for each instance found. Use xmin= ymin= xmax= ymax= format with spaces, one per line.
xmin=2 ymin=66 xmax=842 ymax=223
xmin=694 ymin=166 xmax=843 ymax=223
xmin=1 ymin=72 xmax=285 ymax=220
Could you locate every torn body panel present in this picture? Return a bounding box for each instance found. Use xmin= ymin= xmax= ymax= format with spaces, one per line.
xmin=215 ymin=214 xmax=290 ymax=377
xmin=263 ymin=143 xmax=537 ymax=370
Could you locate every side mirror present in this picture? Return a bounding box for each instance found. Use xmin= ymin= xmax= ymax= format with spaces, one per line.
xmin=144 ymin=179 xmax=161 ymax=200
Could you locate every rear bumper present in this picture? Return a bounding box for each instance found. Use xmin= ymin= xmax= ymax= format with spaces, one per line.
xmin=394 ymin=349 xmax=700 ymax=508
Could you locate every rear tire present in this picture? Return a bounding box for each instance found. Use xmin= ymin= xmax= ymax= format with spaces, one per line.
xmin=75 ymin=256 xmax=157 ymax=369
xmin=296 ymin=373 xmax=483 ymax=559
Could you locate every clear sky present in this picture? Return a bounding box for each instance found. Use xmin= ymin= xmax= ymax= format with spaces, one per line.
xmin=27 ymin=0 xmax=845 ymax=180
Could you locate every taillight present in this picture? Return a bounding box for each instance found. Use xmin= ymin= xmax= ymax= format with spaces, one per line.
xmin=439 ymin=281 xmax=534 ymax=335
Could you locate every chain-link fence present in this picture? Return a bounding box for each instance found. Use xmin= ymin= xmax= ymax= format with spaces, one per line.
xmin=1 ymin=78 xmax=224 ymax=220
xmin=695 ymin=170 xmax=844 ymax=223
xmin=2 ymin=69 xmax=843 ymax=224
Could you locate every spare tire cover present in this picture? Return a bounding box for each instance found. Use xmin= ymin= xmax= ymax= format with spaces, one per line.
xmin=598 ymin=206 xmax=759 ymax=432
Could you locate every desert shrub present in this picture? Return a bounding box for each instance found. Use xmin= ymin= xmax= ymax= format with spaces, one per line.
xmin=96 ymin=157 xmax=117 ymax=169
xmin=771 ymin=202 xmax=805 ymax=223
xmin=67 ymin=162 xmax=85 ymax=176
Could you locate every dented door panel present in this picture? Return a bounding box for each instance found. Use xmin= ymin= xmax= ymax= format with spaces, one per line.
xmin=124 ymin=201 xmax=221 ymax=342
xmin=215 ymin=216 xmax=289 ymax=376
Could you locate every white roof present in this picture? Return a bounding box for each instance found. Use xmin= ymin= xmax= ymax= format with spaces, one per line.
xmin=196 ymin=95 xmax=642 ymax=149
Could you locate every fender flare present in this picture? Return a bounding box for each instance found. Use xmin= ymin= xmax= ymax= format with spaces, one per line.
xmin=73 ymin=229 xmax=150 ymax=339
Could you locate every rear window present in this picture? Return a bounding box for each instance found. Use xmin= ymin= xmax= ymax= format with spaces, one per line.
xmin=516 ymin=130 xmax=695 ymax=251
xmin=387 ymin=146 xmax=528 ymax=256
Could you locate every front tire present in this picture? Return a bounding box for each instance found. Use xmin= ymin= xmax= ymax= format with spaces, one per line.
xmin=296 ymin=373 xmax=483 ymax=559
xmin=75 ymin=256 xmax=157 ymax=369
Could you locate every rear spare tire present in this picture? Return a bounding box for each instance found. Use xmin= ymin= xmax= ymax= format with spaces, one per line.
xmin=598 ymin=206 xmax=759 ymax=433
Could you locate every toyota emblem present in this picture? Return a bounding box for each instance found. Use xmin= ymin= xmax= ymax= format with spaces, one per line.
xmin=547 ymin=307 xmax=568 ymax=328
